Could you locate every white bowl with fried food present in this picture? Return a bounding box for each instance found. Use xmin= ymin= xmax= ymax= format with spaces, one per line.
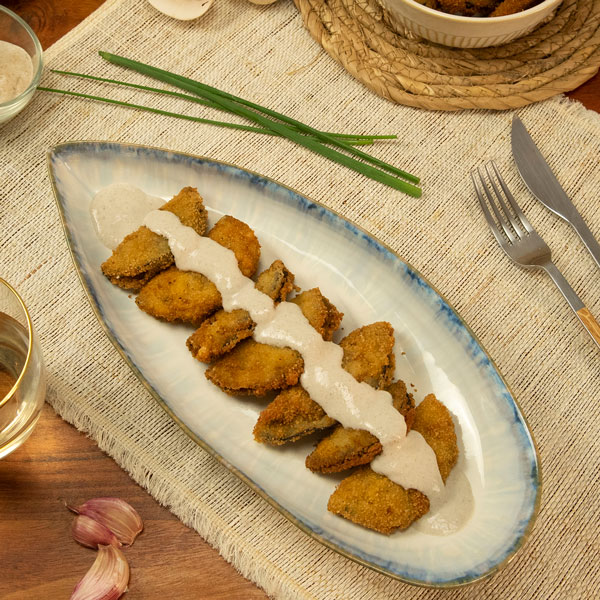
xmin=379 ymin=0 xmax=562 ymax=48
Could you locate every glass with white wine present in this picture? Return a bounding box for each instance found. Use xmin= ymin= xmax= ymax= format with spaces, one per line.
xmin=0 ymin=277 xmax=46 ymax=458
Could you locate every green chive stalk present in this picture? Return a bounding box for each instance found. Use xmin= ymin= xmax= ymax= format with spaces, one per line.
xmin=38 ymin=87 xmax=277 ymax=135
xmin=51 ymin=69 xmax=395 ymax=146
xmin=98 ymin=52 xmax=421 ymax=196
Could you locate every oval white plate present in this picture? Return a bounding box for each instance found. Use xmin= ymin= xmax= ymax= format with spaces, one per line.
xmin=48 ymin=141 xmax=540 ymax=587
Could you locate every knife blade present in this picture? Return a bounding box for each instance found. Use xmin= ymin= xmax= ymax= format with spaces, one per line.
xmin=511 ymin=114 xmax=600 ymax=270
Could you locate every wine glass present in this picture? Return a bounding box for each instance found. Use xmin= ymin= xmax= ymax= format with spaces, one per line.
xmin=0 ymin=277 xmax=46 ymax=458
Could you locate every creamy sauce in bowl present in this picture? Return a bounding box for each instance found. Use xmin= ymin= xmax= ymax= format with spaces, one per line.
xmin=0 ymin=40 xmax=34 ymax=104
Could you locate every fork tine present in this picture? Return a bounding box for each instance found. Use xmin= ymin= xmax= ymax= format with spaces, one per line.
xmin=485 ymin=162 xmax=526 ymax=238
xmin=489 ymin=161 xmax=534 ymax=234
xmin=474 ymin=167 xmax=516 ymax=243
xmin=471 ymin=170 xmax=512 ymax=247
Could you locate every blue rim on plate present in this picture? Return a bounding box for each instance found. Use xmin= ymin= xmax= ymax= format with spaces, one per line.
xmin=48 ymin=141 xmax=541 ymax=587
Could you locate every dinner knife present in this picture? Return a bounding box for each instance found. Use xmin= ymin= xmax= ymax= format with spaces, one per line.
xmin=511 ymin=114 xmax=600 ymax=270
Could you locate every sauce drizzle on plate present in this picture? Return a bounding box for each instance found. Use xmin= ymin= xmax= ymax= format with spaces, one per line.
xmin=144 ymin=210 xmax=446 ymax=499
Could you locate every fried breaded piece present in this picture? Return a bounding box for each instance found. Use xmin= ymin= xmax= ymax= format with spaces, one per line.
xmin=191 ymin=272 xmax=342 ymax=368
xmin=473 ymin=0 xmax=500 ymax=13
xmin=161 ymin=186 xmax=208 ymax=234
xmin=327 ymin=468 xmax=430 ymax=535
xmin=306 ymin=427 xmax=381 ymax=473
xmin=253 ymin=324 xmax=396 ymax=446
xmin=290 ymin=288 xmax=343 ymax=341
xmin=136 ymin=213 xmax=268 ymax=327
xmin=135 ymin=266 xmax=221 ymax=325
xmin=101 ymin=187 xmax=208 ymax=292
xmin=411 ymin=393 xmax=458 ymax=482
xmin=437 ymin=0 xmax=496 ymax=16
xmin=253 ymin=386 xmax=337 ymax=445
xmin=305 ymin=380 xmax=415 ymax=473
xmin=436 ymin=0 xmax=468 ymax=13
xmin=186 ymin=260 xmax=296 ymax=363
xmin=327 ymin=394 xmax=458 ymax=534
xmin=101 ymin=226 xmax=173 ymax=292
xmin=207 ymin=215 xmax=261 ymax=278
xmin=490 ymin=0 xmax=535 ymax=16
xmin=205 ymin=339 xmax=303 ymax=396
xmin=187 ymin=309 xmax=255 ymax=363
xmin=255 ymin=260 xmax=296 ymax=303
xmin=340 ymin=322 xmax=395 ymax=389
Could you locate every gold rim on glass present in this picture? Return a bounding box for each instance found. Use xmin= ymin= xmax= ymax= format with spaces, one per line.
xmin=0 ymin=277 xmax=34 ymax=409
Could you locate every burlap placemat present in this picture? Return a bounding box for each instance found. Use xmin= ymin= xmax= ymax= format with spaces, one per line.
xmin=294 ymin=0 xmax=600 ymax=110
xmin=2 ymin=0 xmax=599 ymax=598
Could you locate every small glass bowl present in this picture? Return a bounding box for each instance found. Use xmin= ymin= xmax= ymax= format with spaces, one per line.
xmin=0 ymin=278 xmax=46 ymax=459
xmin=0 ymin=6 xmax=43 ymax=124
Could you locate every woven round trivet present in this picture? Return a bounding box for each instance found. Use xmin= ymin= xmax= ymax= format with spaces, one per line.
xmin=293 ymin=0 xmax=600 ymax=110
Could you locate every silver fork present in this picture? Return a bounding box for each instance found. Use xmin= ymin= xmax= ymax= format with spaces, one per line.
xmin=472 ymin=161 xmax=600 ymax=350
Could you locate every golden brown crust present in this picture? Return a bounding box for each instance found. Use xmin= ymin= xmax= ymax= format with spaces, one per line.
xmin=436 ymin=0 xmax=515 ymax=16
xmin=340 ymin=322 xmax=395 ymax=389
xmin=101 ymin=226 xmax=173 ymax=292
xmin=186 ymin=309 xmax=255 ymax=363
xmin=314 ymin=392 xmax=455 ymax=480
xmin=205 ymin=339 xmax=304 ymax=396
xmin=490 ymin=0 xmax=534 ymax=16
xmin=255 ymin=260 xmax=296 ymax=303
xmin=305 ymin=426 xmax=381 ymax=473
xmin=388 ymin=379 xmax=416 ymax=432
xmin=412 ymin=394 xmax=458 ymax=482
xmin=186 ymin=260 xmax=296 ymax=363
xmin=326 ymin=392 xmax=458 ymax=534
xmin=322 ymin=297 xmax=344 ymax=340
xmin=436 ymin=0 xmax=468 ymax=13
xmin=305 ymin=380 xmax=415 ymax=473
xmin=160 ymin=186 xmax=208 ymax=236
xmin=253 ymin=324 xmax=397 ymax=447
xmin=101 ymin=187 xmax=208 ymax=292
xmin=290 ymin=288 xmax=343 ymax=341
xmin=253 ymin=386 xmax=336 ymax=445
xmin=327 ymin=468 xmax=430 ymax=535
xmin=135 ymin=266 xmax=222 ymax=325
xmin=207 ymin=216 xmax=261 ymax=278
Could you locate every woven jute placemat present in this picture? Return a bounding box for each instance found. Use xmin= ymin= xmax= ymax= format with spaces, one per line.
xmin=293 ymin=0 xmax=600 ymax=110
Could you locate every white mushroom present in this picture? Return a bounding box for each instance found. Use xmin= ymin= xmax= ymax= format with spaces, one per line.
xmin=147 ymin=0 xmax=214 ymax=20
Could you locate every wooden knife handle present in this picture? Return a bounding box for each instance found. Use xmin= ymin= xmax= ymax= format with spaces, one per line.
xmin=576 ymin=307 xmax=600 ymax=349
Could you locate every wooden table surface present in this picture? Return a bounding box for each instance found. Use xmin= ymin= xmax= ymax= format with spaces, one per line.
xmin=1 ymin=1 xmax=599 ymax=599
